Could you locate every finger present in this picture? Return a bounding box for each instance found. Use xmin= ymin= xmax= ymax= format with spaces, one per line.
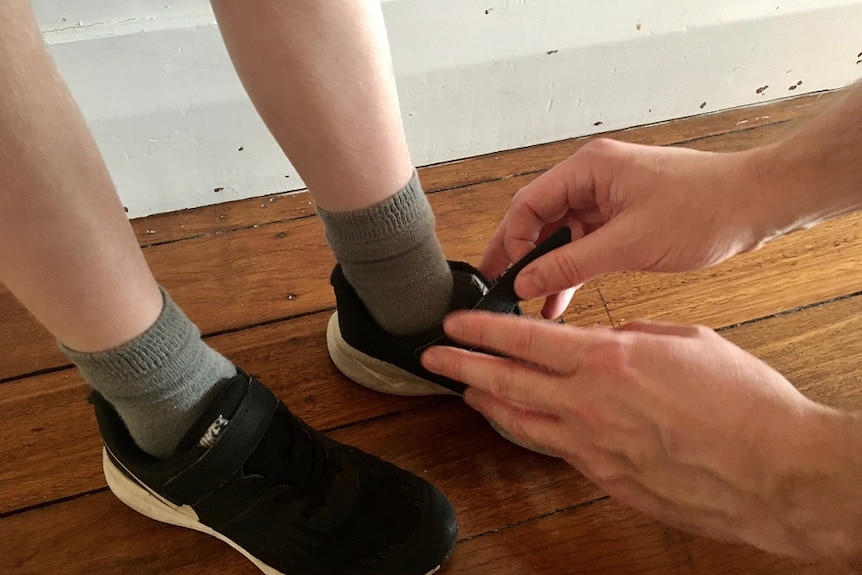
xmin=617 ymin=319 xmax=705 ymax=338
xmin=540 ymin=287 xmax=577 ymax=320
xmin=421 ymin=344 xmax=567 ymax=413
xmin=480 ymin=219 xmax=572 ymax=282
xmin=506 ymin=155 xmax=602 ymax=234
xmin=481 ymin=156 xmax=598 ymax=280
xmin=479 ymin=219 xmax=519 ymax=281
xmin=464 ymin=389 xmax=565 ymax=456
xmin=514 ymin=217 xmax=638 ymax=299
xmin=441 ymin=310 xmax=609 ymax=373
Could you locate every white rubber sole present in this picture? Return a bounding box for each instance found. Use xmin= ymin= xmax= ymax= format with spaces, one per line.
xmin=326 ymin=312 xmax=458 ymax=397
xmin=104 ymin=449 xmax=443 ymax=575
xmin=326 ymin=312 xmax=557 ymax=457
xmin=103 ymin=448 xmax=284 ymax=574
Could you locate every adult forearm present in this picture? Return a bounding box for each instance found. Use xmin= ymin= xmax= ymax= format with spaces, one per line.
xmin=745 ymin=81 xmax=862 ymax=244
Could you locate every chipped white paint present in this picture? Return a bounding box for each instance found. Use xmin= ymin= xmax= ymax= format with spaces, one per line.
xmin=32 ymin=0 xmax=862 ymax=217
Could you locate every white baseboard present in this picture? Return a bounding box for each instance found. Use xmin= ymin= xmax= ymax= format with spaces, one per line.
xmin=36 ymin=0 xmax=862 ymax=217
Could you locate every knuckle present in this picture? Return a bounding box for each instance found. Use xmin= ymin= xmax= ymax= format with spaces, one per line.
xmin=515 ymin=323 xmax=541 ymax=361
xmin=553 ymin=249 xmax=585 ymax=287
xmin=659 ymin=427 xmax=685 ymax=460
xmin=469 ymin=323 xmax=490 ymax=350
xmin=690 ymin=323 xmax=716 ymax=339
xmin=445 ymin=355 xmax=468 ymax=384
xmin=595 ymin=337 xmax=633 ymax=372
xmin=581 ymin=137 xmax=620 ymax=159
xmin=509 ymin=188 xmax=536 ymax=220
xmin=490 ymin=373 xmax=511 ymax=400
xmin=447 ymin=351 xmax=480 ymax=387
xmin=459 ymin=360 xmax=477 ymax=385
xmin=511 ymin=185 xmax=530 ymax=204
xmin=569 ymin=401 xmax=606 ymax=429
xmin=508 ymin=417 xmax=532 ymax=444
xmin=584 ymin=455 xmax=625 ymax=486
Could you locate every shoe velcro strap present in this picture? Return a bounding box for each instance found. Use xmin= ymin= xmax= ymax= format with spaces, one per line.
xmin=475 ymin=226 xmax=572 ymax=313
xmin=419 ymin=227 xmax=573 ymax=393
xmin=162 ymin=375 xmax=278 ymax=505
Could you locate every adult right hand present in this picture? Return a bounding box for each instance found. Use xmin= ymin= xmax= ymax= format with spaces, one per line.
xmin=481 ymin=139 xmax=770 ymax=318
xmin=422 ymin=311 xmax=862 ymax=568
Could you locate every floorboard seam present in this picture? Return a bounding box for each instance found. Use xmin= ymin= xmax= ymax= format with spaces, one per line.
xmin=456 ymin=496 xmax=611 ymax=544
xmin=0 ymin=364 xmax=74 ymax=386
xmin=596 ymin=287 xmax=615 ymax=327
xmin=320 ymin=397 xmax=454 ymax=435
xmin=716 ymin=290 xmax=862 ymax=333
xmin=668 ymin=118 xmax=793 ymax=148
xmin=0 ymin=486 xmax=108 ymax=520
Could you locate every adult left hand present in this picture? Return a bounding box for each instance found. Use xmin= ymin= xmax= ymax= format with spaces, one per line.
xmin=420 ymin=311 xmax=860 ymax=564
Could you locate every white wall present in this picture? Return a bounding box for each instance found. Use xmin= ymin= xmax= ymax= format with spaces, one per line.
xmin=34 ymin=0 xmax=862 ymax=217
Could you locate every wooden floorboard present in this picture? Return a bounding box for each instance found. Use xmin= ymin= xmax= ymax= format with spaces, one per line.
xmin=448 ymin=499 xmax=839 ymax=575
xmin=596 ymin=212 xmax=862 ymax=329
xmin=3 ymin=292 xmax=859 ymax=572
xmin=2 ymin=91 xmax=859 ymax=574
xmin=722 ymin=294 xmax=862 ymax=412
xmin=0 ymin=298 xmax=608 ymax=515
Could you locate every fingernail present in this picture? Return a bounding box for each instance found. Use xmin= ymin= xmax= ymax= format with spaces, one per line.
xmin=420 ymin=348 xmax=441 ymax=371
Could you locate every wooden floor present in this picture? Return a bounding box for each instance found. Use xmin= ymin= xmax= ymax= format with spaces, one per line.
xmin=2 ymin=91 xmax=861 ymax=574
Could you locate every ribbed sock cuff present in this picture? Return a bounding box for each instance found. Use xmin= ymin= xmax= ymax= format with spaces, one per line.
xmin=62 ymin=288 xmax=236 ymax=457
xmin=316 ymin=171 xmax=453 ymax=335
xmin=317 ymin=170 xmax=436 ymax=262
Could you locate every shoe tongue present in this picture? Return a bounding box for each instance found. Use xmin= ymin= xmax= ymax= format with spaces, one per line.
xmin=177 ymin=370 xmax=248 ymax=452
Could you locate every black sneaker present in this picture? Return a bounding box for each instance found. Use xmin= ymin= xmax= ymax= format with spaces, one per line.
xmin=326 ymin=228 xmax=572 ymax=454
xmin=327 ymin=227 xmax=572 ymax=397
xmin=92 ymin=370 xmax=458 ymax=575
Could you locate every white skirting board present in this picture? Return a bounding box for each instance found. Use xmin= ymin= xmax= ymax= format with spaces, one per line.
xmin=34 ymin=0 xmax=862 ymax=217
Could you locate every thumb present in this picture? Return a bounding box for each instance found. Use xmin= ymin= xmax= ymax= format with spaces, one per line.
xmin=513 ymin=219 xmax=636 ymax=299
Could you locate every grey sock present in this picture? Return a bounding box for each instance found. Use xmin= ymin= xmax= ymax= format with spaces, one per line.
xmin=61 ymin=288 xmax=236 ymax=459
xmin=318 ymin=171 xmax=453 ymax=336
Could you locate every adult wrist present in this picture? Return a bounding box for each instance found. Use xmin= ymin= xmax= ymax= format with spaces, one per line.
xmin=740 ymin=88 xmax=862 ymax=247
xmin=772 ymin=406 xmax=862 ymax=567
xmin=734 ymin=143 xmax=815 ymax=248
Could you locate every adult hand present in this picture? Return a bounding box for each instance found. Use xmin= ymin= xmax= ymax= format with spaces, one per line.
xmin=421 ymin=311 xmax=862 ymax=565
xmin=481 ymin=140 xmax=768 ymax=319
